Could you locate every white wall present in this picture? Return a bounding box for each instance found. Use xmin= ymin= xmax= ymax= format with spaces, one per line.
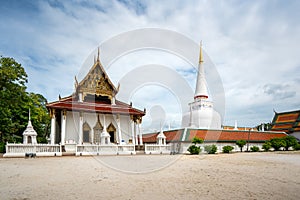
xmin=64 ymin=111 xmax=134 ymax=144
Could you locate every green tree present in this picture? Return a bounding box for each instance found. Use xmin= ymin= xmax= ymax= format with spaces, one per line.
xmin=270 ymin=138 xmax=286 ymax=151
xmin=192 ymin=137 xmax=204 ymax=145
xmin=262 ymin=141 xmax=272 ymax=151
xmin=236 ymin=140 xmax=247 ymax=152
xmin=283 ymin=136 xmax=298 ymax=151
xmin=0 ymin=56 xmax=27 ymax=143
xmin=0 ymin=56 xmax=49 ymax=147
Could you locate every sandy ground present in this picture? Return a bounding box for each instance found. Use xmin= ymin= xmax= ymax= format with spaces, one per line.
xmin=0 ymin=152 xmax=300 ymax=200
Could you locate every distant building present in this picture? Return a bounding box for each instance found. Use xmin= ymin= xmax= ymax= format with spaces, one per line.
xmin=142 ymin=128 xmax=287 ymax=153
xmin=271 ymin=110 xmax=300 ymax=140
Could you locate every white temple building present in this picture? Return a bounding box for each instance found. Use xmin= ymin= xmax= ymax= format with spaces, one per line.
xmin=182 ymin=43 xmax=222 ymax=129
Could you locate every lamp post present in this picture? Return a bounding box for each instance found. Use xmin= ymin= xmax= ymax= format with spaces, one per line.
xmin=246 ymin=128 xmax=251 ymax=152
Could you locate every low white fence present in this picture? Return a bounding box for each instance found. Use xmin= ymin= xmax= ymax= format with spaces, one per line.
xmin=4 ymin=143 xmax=62 ymax=157
xmin=144 ymin=144 xmax=171 ymax=154
xmin=76 ymin=144 xmax=136 ymax=156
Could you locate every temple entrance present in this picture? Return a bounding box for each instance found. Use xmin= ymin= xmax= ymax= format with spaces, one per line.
xmin=93 ymin=120 xmax=103 ymax=144
xmin=83 ymin=122 xmax=91 ymax=143
xmin=107 ymin=123 xmax=116 ymax=143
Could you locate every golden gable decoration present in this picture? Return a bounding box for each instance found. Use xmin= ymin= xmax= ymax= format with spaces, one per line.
xmin=75 ymin=48 xmax=119 ymax=101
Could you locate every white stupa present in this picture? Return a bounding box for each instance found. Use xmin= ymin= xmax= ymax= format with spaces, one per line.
xmin=182 ymin=42 xmax=222 ymax=129
xmin=23 ymin=109 xmax=38 ymax=144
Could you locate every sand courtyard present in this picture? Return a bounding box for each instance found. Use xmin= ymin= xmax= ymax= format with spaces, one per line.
xmin=0 ymin=152 xmax=299 ymax=200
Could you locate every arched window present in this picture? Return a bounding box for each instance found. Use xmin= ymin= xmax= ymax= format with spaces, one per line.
xmin=83 ymin=122 xmax=91 ymax=143
xmin=93 ymin=121 xmax=103 ymax=144
xmin=107 ymin=123 xmax=116 ymax=143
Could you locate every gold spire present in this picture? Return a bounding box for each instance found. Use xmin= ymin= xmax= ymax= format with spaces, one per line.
xmin=199 ymin=41 xmax=204 ymax=64
xmin=97 ymin=47 xmax=100 ymax=62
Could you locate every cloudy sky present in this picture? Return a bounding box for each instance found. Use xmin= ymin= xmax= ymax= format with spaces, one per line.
xmin=0 ymin=0 xmax=299 ymax=131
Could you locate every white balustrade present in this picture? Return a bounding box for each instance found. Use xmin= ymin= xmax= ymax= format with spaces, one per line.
xmin=75 ymin=144 xmax=135 ymax=156
xmin=144 ymin=144 xmax=171 ymax=154
xmin=4 ymin=143 xmax=62 ymax=157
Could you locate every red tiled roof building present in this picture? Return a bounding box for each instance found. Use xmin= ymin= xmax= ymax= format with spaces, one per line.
xmin=47 ymin=49 xmax=145 ymax=146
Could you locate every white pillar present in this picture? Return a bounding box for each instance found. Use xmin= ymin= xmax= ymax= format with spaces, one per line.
xmin=61 ymin=110 xmax=66 ymax=145
xmin=131 ymin=119 xmax=135 ymax=145
xmin=135 ymin=122 xmax=138 ymax=145
xmin=234 ymin=120 xmax=238 ymax=130
xmin=78 ymin=112 xmax=83 ymax=144
xmin=117 ymin=114 xmax=122 ymax=144
xmin=23 ymin=136 xmax=27 ymax=144
xmin=50 ymin=109 xmax=56 ymax=144
xmin=91 ymin=128 xmax=94 ymax=144
xmin=79 ymin=93 xmax=83 ymax=102
xmin=138 ymin=123 xmax=143 ymax=145
xmin=189 ymin=104 xmax=193 ymax=127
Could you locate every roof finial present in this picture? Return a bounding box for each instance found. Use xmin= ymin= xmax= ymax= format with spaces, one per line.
xmin=199 ymin=40 xmax=204 ymax=64
xmin=29 ymin=108 xmax=31 ymax=121
xmin=94 ymin=55 xmax=96 ymax=64
xmin=97 ymin=47 xmax=100 ymax=62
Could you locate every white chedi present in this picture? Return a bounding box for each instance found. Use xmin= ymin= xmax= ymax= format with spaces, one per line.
xmin=181 ymin=99 xmax=222 ymax=129
xmin=181 ymin=42 xmax=221 ymax=130
xmin=23 ymin=110 xmax=38 ymax=144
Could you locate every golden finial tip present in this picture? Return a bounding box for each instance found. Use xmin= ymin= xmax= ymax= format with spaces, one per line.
xmin=199 ymin=41 xmax=204 ymax=63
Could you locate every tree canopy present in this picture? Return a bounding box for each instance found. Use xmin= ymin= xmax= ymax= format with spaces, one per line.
xmin=236 ymin=140 xmax=247 ymax=152
xmin=0 ymin=56 xmax=49 ymax=145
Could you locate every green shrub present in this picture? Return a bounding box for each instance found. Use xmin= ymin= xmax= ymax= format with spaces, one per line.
xmin=293 ymin=143 xmax=300 ymax=151
xmin=236 ymin=140 xmax=247 ymax=152
xmin=270 ymin=138 xmax=286 ymax=151
xmin=250 ymin=146 xmax=260 ymax=152
xmin=204 ymin=145 xmax=217 ymax=154
xmin=283 ymin=136 xmax=298 ymax=150
xmin=0 ymin=142 xmax=5 ymax=153
xmin=187 ymin=145 xmax=201 ymax=155
xmin=223 ymin=145 xmax=234 ymax=153
xmin=262 ymin=141 xmax=272 ymax=151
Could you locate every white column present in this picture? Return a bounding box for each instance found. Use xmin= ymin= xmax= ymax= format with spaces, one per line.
xmin=61 ymin=110 xmax=66 ymax=145
xmin=131 ymin=119 xmax=135 ymax=145
xmin=117 ymin=114 xmax=122 ymax=144
xmin=23 ymin=136 xmax=27 ymax=144
xmin=78 ymin=112 xmax=83 ymax=144
xmin=50 ymin=109 xmax=56 ymax=144
xmin=189 ymin=104 xmax=193 ymax=127
xmin=138 ymin=123 xmax=143 ymax=145
xmin=135 ymin=122 xmax=138 ymax=145
xmin=91 ymin=128 xmax=94 ymax=144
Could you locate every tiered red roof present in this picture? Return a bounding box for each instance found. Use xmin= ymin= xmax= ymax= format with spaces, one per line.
xmin=271 ymin=110 xmax=300 ymax=133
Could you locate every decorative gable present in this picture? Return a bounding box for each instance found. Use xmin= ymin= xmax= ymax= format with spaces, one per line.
xmin=75 ymin=50 xmax=119 ymax=102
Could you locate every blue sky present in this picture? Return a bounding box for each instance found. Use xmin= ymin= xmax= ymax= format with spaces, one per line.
xmin=1 ymin=0 xmax=300 ymax=130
